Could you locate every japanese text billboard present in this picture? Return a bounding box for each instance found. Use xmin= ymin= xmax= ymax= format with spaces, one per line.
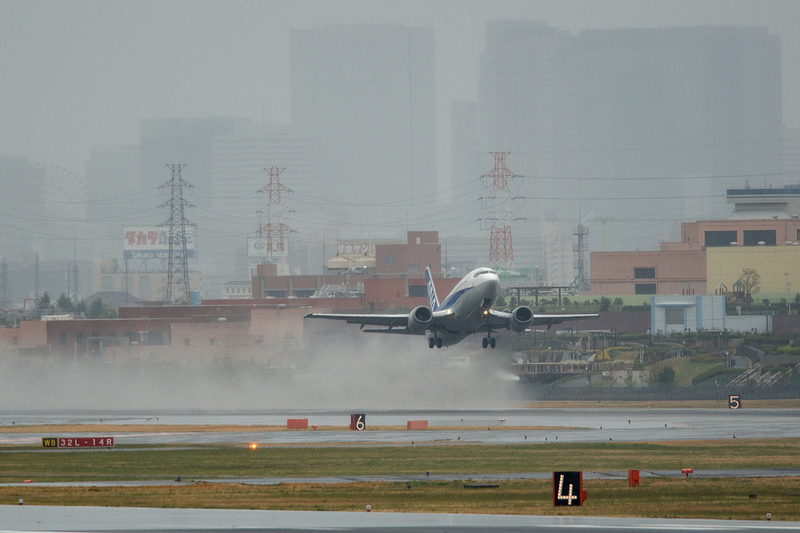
xmin=124 ymin=227 xmax=195 ymax=260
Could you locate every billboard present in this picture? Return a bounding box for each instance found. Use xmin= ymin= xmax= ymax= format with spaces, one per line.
xmin=247 ymin=237 xmax=289 ymax=259
xmin=247 ymin=237 xmax=269 ymax=258
xmin=124 ymin=227 xmax=195 ymax=260
xmin=336 ymin=242 xmax=376 ymax=260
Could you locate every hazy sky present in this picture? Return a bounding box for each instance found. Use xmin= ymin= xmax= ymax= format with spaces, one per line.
xmin=2 ymin=0 xmax=799 ymax=175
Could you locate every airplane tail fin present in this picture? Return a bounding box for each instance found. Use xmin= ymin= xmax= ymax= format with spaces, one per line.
xmin=424 ymin=266 xmax=440 ymax=311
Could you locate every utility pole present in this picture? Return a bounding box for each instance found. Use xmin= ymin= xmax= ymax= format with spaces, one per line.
xmin=34 ymin=253 xmax=40 ymax=300
xmin=72 ymin=233 xmax=79 ymax=303
xmin=161 ymin=164 xmax=194 ymax=304
xmin=0 ymin=258 xmax=9 ymax=308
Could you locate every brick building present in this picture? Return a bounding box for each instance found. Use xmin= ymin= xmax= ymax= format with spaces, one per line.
xmin=591 ymin=200 xmax=800 ymax=297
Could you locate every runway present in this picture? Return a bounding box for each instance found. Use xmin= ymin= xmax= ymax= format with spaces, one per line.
xmin=1 ymin=407 xmax=798 ymax=532
xmin=1 ymin=408 xmax=798 ymax=445
xmin=1 ymin=505 xmax=797 ymax=532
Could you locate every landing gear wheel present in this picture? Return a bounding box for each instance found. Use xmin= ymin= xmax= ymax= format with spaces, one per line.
xmin=428 ymin=337 xmax=435 ymax=349
xmin=490 ymin=337 xmax=496 ymax=349
xmin=436 ymin=337 xmax=443 ymax=349
xmin=482 ymin=337 xmax=489 ymax=349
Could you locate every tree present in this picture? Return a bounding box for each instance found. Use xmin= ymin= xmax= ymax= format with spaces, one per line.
xmin=87 ymin=298 xmax=105 ymax=319
xmin=654 ymin=365 xmax=675 ymax=386
xmin=599 ymin=296 xmax=611 ymax=312
xmin=56 ymin=293 xmax=72 ymax=311
xmin=738 ymin=268 xmax=761 ymax=296
xmin=39 ymin=292 xmax=51 ymax=308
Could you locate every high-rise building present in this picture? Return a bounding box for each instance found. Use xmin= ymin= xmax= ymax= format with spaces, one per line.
xmin=290 ymin=24 xmax=437 ymax=236
xmin=479 ymin=21 xmax=577 ymax=181
xmin=206 ymin=124 xmax=319 ymax=295
xmin=0 ymin=157 xmax=47 ymax=260
xmin=575 ymin=26 xmax=782 ymax=234
xmin=450 ymin=100 xmax=481 ymax=195
xmin=784 ymin=126 xmax=800 ymax=177
xmin=140 ymin=117 xmax=251 ymax=197
xmin=85 ymin=144 xmax=141 ymax=259
xmin=469 ymin=22 xmax=783 ymax=279
xmin=476 ymin=21 xmax=577 ymax=272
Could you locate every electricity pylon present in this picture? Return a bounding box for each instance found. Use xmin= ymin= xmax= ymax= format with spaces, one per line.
xmin=161 ymin=164 xmax=194 ymax=304
xmin=480 ymin=152 xmax=524 ymax=266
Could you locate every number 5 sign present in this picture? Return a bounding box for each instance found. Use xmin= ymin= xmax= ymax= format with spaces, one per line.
xmin=553 ymin=471 xmax=587 ymax=506
xmin=729 ymin=395 xmax=742 ymax=409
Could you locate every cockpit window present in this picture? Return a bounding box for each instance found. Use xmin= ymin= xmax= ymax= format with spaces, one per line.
xmin=474 ymin=269 xmax=494 ymax=278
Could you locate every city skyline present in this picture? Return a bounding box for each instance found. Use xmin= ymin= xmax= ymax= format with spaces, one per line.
xmin=2 ymin=1 xmax=799 ymax=174
xmin=1 ymin=1 xmax=799 ymax=301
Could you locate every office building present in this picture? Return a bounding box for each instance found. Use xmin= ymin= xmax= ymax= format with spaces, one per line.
xmin=290 ymin=24 xmax=437 ymax=234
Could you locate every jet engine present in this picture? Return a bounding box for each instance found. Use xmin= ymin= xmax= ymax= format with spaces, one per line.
xmin=407 ymin=305 xmax=433 ymax=333
xmin=509 ymin=306 xmax=534 ymax=332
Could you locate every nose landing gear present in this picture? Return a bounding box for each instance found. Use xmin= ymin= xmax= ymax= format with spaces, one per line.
xmin=481 ymin=336 xmax=496 ymax=349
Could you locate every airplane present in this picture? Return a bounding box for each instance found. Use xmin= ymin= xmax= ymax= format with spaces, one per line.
xmin=303 ymin=266 xmax=599 ymax=349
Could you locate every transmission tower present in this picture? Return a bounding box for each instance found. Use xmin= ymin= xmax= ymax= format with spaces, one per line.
xmin=572 ymin=222 xmax=589 ymax=291
xmin=160 ymin=164 xmax=194 ymax=304
xmin=480 ymin=152 xmax=524 ymax=266
xmin=257 ymin=166 xmax=293 ymax=266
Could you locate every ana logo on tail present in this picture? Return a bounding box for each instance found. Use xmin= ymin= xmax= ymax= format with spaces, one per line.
xmin=424 ymin=266 xmax=439 ymax=311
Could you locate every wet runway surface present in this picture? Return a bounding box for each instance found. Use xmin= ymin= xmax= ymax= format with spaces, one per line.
xmin=1 ymin=408 xmax=798 ymax=445
xmin=2 ymin=408 xmax=799 ymax=532
xmin=2 ymin=505 xmax=798 ymax=532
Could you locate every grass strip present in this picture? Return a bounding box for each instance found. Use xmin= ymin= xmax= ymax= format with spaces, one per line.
xmin=1 ymin=439 xmax=799 ymax=483
xmin=2 ymin=477 xmax=799 ymax=521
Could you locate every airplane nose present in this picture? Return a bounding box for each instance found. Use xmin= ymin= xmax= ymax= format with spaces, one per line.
xmin=488 ymin=277 xmax=501 ymax=294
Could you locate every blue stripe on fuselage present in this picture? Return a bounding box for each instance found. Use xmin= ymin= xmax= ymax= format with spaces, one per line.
xmin=439 ymin=287 xmax=471 ymax=310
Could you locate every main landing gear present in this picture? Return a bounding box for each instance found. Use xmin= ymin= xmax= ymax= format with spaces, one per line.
xmin=482 ymin=336 xmax=496 ymax=349
xmin=428 ymin=336 xmax=443 ymax=349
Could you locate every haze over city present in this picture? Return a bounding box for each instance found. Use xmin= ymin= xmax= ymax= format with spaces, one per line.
xmin=1 ymin=0 xmax=799 ymax=301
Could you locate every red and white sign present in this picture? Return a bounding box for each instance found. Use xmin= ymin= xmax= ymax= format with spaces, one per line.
xmin=124 ymin=227 xmax=195 ymax=260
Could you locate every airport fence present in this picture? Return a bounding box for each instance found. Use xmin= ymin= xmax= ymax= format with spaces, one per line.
xmin=526 ymin=383 xmax=800 ymax=402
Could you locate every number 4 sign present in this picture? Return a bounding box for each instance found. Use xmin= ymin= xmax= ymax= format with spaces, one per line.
xmin=553 ymin=471 xmax=586 ymax=506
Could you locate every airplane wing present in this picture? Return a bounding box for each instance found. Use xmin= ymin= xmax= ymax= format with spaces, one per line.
xmin=304 ymin=308 xmax=453 ymax=335
xmin=529 ymin=313 xmax=600 ymax=328
xmin=303 ymin=313 xmax=410 ymax=330
xmin=485 ymin=310 xmax=600 ymax=330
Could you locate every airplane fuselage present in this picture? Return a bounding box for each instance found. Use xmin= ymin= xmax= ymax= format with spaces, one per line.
xmin=425 ymin=268 xmax=501 ymax=347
